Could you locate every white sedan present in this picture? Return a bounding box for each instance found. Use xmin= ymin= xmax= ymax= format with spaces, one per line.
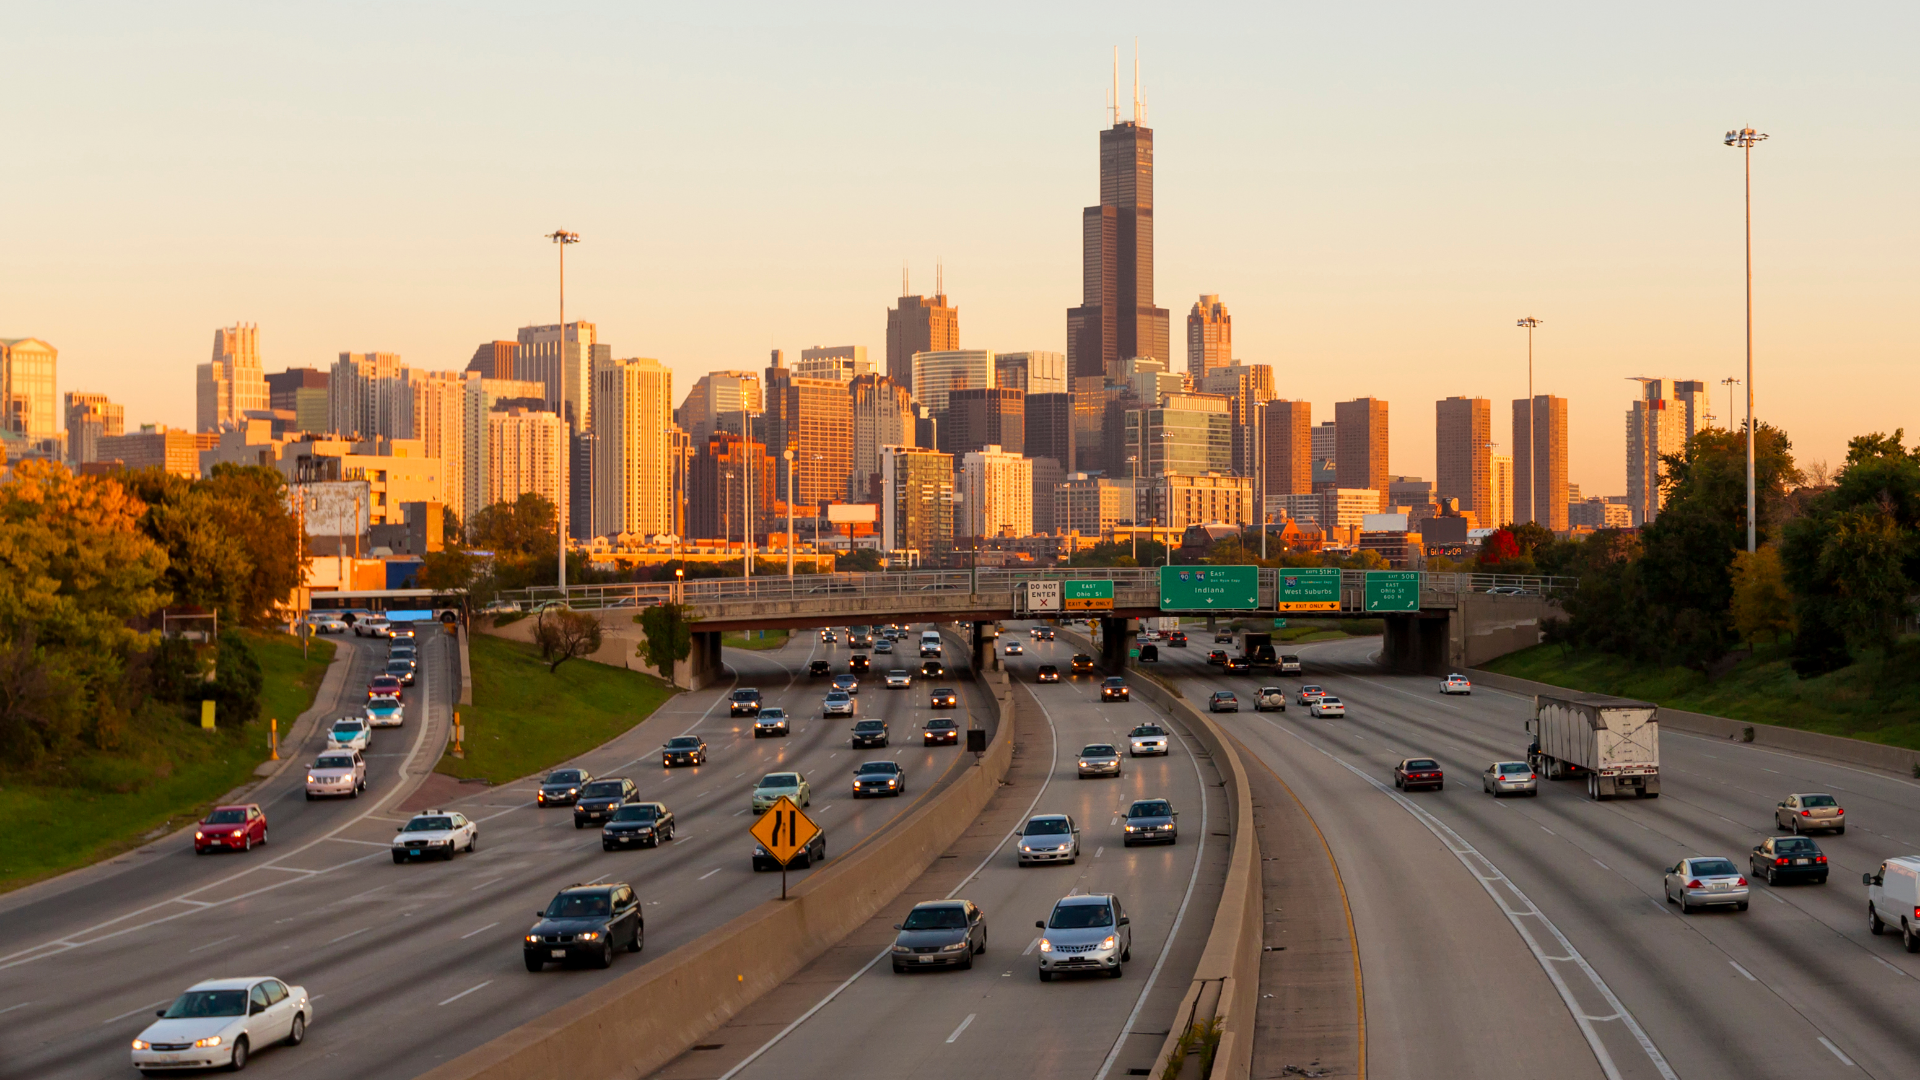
xmin=326 ymin=717 xmax=371 ymax=751
xmin=392 ymin=810 xmax=479 ymax=862
xmin=884 ymin=669 xmax=913 ymax=688
xmin=132 ymin=977 xmax=311 ymax=1073
xmin=1440 ymin=673 xmax=1473 ymax=695
xmin=1004 ymin=641 xmax=1024 ymax=656
xmin=305 ymin=614 xmax=347 ymax=635
xmin=1309 ymin=696 xmax=1347 ymax=718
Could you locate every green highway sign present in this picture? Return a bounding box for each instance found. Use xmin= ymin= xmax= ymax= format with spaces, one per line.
xmin=1276 ymin=568 xmax=1341 ymax=612
xmin=1063 ymin=580 xmax=1115 ymax=611
xmin=1273 ymin=619 xmax=1288 ymax=628
xmin=1364 ymin=570 xmax=1421 ymax=612
xmin=1128 ymin=648 xmax=1141 ymax=658
xmin=1159 ymin=565 xmax=1258 ymax=610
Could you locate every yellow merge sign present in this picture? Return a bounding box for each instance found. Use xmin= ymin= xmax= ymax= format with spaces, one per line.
xmin=749 ymin=795 xmax=821 ymax=867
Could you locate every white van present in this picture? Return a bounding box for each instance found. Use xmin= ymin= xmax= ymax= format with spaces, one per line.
xmin=1866 ymin=857 xmax=1920 ymax=950
xmin=919 ymin=630 xmax=943 ymax=658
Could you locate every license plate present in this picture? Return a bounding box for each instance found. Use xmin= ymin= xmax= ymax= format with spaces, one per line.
xmin=1710 ymin=883 xmax=1730 ymax=891
xmin=1795 ymin=859 xmax=1809 ymax=865
xmin=919 ymin=956 xmax=938 ymax=963
xmin=551 ymin=949 xmax=566 ymax=958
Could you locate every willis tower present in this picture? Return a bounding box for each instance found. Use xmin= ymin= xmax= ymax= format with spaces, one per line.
xmin=1067 ymin=49 xmax=1170 ymax=385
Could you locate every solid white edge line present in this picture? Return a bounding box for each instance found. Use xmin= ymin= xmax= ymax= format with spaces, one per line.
xmin=1817 ymin=1036 xmax=1857 ymax=1068
xmin=1729 ymin=960 xmax=1757 ymax=982
xmin=714 ymin=672 xmax=1062 ymax=1080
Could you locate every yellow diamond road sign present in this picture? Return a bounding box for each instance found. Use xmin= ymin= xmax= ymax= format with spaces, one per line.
xmin=750 ymin=796 xmax=821 ymax=867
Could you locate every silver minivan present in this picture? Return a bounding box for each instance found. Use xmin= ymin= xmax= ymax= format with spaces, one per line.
xmin=1036 ymin=893 xmax=1131 ymax=980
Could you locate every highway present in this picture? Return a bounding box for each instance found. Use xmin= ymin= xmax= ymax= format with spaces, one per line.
xmin=655 ymin=628 xmax=1230 ymax=1080
xmin=1150 ymin=630 xmax=1920 ymax=1080
xmin=0 ymin=628 xmax=992 ymax=1079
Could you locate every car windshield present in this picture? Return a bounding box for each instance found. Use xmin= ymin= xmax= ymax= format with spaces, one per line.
xmin=386 ymin=661 xmax=409 ymax=671
xmin=759 ymin=773 xmax=799 ymax=789
xmin=369 ymin=697 xmax=397 ymax=708
xmin=927 ymin=719 xmax=956 ymax=728
xmin=545 ymin=893 xmax=611 ymax=918
xmin=316 ymin=755 xmax=353 ymax=769
xmin=204 ymin=809 xmax=246 ymax=824
xmin=162 ymin=990 xmax=248 ymax=1018
xmin=1320 ymin=698 xmax=1342 ymax=705
xmin=856 ymin=762 xmax=899 ymax=775
xmin=759 ymin=708 xmax=785 ymax=719
xmin=1282 ymin=655 xmax=1298 ymax=661
xmin=666 ymin=738 xmax=700 ymax=749
xmin=1038 ymin=665 xmax=1057 ymax=672
xmin=827 ymin=691 xmax=850 ymax=701
xmin=1025 ymin=818 xmax=1072 ymax=836
xmin=1214 ymin=693 xmax=1234 ymax=700
xmin=1775 ymin=837 xmax=1817 ymax=852
xmin=546 ymin=770 xmax=585 ymax=784
xmin=855 ymin=721 xmax=885 ymax=730
xmin=1082 ymin=745 xmax=1117 ymax=756
xmin=1130 ymin=726 xmax=1165 ymax=737
xmin=582 ymin=781 xmax=625 ymax=797
xmin=1049 ymin=902 xmax=1114 ymax=929
xmin=333 ymin=720 xmax=363 ymax=732
xmin=1498 ymin=763 xmax=1530 ymax=774
xmin=1690 ymin=859 xmax=1739 ymax=877
xmin=1405 ymin=759 xmax=1438 ymax=770
xmin=1104 ymin=678 xmax=1124 ymax=686
xmin=732 ymin=690 xmax=760 ymax=701
xmin=406 ymin=817 xmax=453 ymax=831
xmin=1130 ymin=801 xmax=1173 ymax=818
xmin=1801 ymin=795 xmax=1838 ymax=807
xmin=611 ymin=804 xmax=658 ymax=822
xmin=902 ymin=905 xmax=968 ymax=930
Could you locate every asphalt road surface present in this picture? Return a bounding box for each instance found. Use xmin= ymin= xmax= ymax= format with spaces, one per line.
xmin=1154 ymin=631 xmax=1920 ymax=1080
xmin=0 ymin=628 xmax=990 ymax=1079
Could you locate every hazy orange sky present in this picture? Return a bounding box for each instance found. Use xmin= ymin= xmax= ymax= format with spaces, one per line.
xmin=5 ymin=2 xmax=1914 ymax=496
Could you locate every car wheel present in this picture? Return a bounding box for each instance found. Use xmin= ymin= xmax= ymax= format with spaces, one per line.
xmin=228 ymin=1036 xmax=248 ymax=1071
xmin=629 ymin=924 xmax=644 ymax=953
xmin=1736 ymin=901 xmax=1749 ymax=911
xmin=468 ymin=834 xmax=478 ymax=853
xmin=1816 ymin=875 xmax=1828 ymax=885
xmin=305 ymin=793 xmax=315 ymax=801
xmin=594 ymin=941 xmax=614 ymax=969
xmin=1870 ymin=905 xmax=1886 ymax=935
xmin=1836 ymin=826 xmax=1846 ymax=835
xmin=603 ymin=842 xmax=614 ymax=851
xmin=574 ymin=820 xmax=584 ymax=829
xmin=242 ymin=835 xmax=252 ymax=852
xmin=893 ymin=963 xmax=906 ymax=974
xmin=1764 ymin=866 xmax=1775 ymax=885
xmin=961 ymin=950 xmax=974 ymax=970
xmin=1039 ymin=969 xmax=1053 ymax=982
xmin=1680 ymin=897 xmax=1693 ymax=915
xmin=1107 ymin=963 xmax=1124 ymax=979
xmin=392 ymin=852 xmax=406 ymax=864
xmin=285 ymin=1013 xmax=306 ymax=1046
xmin=525 ymin=954 xmax=544 ymax=971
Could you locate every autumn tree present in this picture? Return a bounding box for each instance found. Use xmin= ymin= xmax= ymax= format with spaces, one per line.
xmin=533 ymin=608 xmax=604 ymax=672
xmin=1729 ymin=547 xmax=1794 ymax=645
xmin=121 ymin=464 xmax=305 ymax=627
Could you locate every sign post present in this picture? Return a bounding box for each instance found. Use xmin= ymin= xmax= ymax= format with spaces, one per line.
xmin=1364 ymin=571 xmax=1421 ymax=612
xmin=1062 ymin=580 xmax=1115 ymax=612
xmin=1158 ymin=565 xmax=1258 ymax=610
xmin=749 ymin=795 xmax=822 ymax=900
xmin=1276 ymin=568 xmax=1341 ymax=612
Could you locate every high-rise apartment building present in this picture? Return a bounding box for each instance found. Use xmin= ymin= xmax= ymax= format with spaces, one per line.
xmin=486 ymin=407 xmax=568 ymax=515
xmin=466 ymin=341 xmax=519 ymax=381
xmin=1489 ymin=452 xmax=1514 ymax=529
xmin=994 ymin=352 xmax=1068 ymax=396
xmin=1570 ymin=497 xmax=1634 ymax=530
xmin=265 ymin=368 xmax=329 ymax=434
xmin=1024 ymin=392 xmax=1077 ymax=476
xmin=516 ymin=322 xmax=604 ymax=432
xmin=460 ymin=374 xmax=549 ymax=525
xmin=1067 ymin=84 xmax=1170 ymax=384
xmin=593 ymin=357 xmax=674 ymax=540
xmin=1387 ymin=476 xmax=1434 ymax=511
xmin=1334 ymin=398 xmax=1389 ymax=503
xmin=1626 ymin=378 xmax=1711 ymax=526
xmin=196 ymin=324 xmax=269 ymax=434
xmin=1057 ymin=473 xmax=1132 ymax=537
xmin=1031 ymin=456 xmax=1064 ymax=535
xmin=1144 ymin=473 xmax=1253 ymax=532
xmin=97 ymin=425 xmax=217 ymax=479
xmin=1124 ymin=393 xmax=1232 ymax=479
xmin=675 ymin=370 xmax=762 ymax=447
xmin=64 ymin=392 xmax=124 ymax=464
xmin=1435 ymin=396 xmax=1492 ymax=524
xmin=764 ymin=362 xmax=852 ymax=511
xmin=945 ymin=387 xmax=1024 ymax=458
xmin=959 ymin=446 xmax=1034 ymax=540
xmin=849 ymin=374 xmax=916 ymax=502
xmin=329 ymin=352 xmax=408 ymax=441
xmin=795 ymin=345 xmax=872 ymax=384
xmin=1073 ymin=381 xmax=1120 ymax=474
xmin=1199 ymin=363 xmax=1273 ymax=477
xmin=886 ymin=289 xmax=960 ymax=387
xmin=911 ymin=349 xmax=994 ymax=417
xmin=1186 ymin=295 xmax=1232 ymax=380
xmin=1512 ymin=395 xmax=1569 ymax=531
xmin=1262 ymin=400 xmax=1313 ymax=504
xmin=0 ymin=338 xmax=57 ymax=441
xmin=405 ymin=369 xmax=468 ymax=512
xmin=1311 ymin=420 xmax=1337 ymax=468
xmin=881 ymin=445 xmax=954 ymax=561
xmin=689 ymin=432 xmax=775 ymax=544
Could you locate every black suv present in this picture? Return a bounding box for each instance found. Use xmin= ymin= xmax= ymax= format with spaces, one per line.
xmin=524 ymin=883 xmax=644 ymax=970
xmin=849 ymin=654 xmax=871 ymax=674
xmin=851 ymin=719 xmax=889 ymax=748
xmin=729 ymin=688 xmax=763 ymax=717
xmin=537 ymin=768 xmax=591 ymax=807
xmin=808 ymin=660 xmax=832 ymax=678
xmin=660 ymin=736 xmax=707 ymax=767
xmin=1070 ymin=654 xmax=1096 ymax=675
xmin=572 ymin=777 xmax=636 ymax=827
xmin=924 ymin=717 xmax=960 ymax=746
xmin=921 ymin=660 xmax=946 ymax=679
xmin=1101 ymin=677 xmax=1131 ymax=702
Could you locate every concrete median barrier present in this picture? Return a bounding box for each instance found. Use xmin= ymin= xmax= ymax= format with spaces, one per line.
xmin=415 ymin=668 xmax=1017 ymax=1080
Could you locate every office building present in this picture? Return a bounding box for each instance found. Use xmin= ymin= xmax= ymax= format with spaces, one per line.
xmin=1435 ymin=395 xmax=1491 ymax=524
xmin=1030 ymin=456 xmax=1064 ymax=535
xmin=1 ymin=338 xmax=58 ymax=442
xmin=1066 ymin=83 xmax=1170 ymax=384
xmin=1056 ymin=473 xmax=1132 ymax=537
xmin=1200 ymin=363 xmax=1273 ymax=477
xmin=1570 ymin=497 xmax=1634 ymax=530
xmin=593 ymin=356 xmax=674 ymax=540
xmin=1074 ymin=381 xmax=1120 ymax=474
xmin=945 ymin=387 xmax=1024 ymax=458
xmin=328 ymin=352 xmax=409 ymax=441
xmin=667 ymin=426 xmax=692 ymax=540
xmin=275 ymin=437 xmax=442 ymax=527
xmin=1334 ymin=398 xmax=1389 ymax=502
xmin=90 ymin=425 xmax=211 ymax=478
xmin=881 ymin=445 xmax=954 ymax=561
xmin=1124 ymin=393 xmax=1232 ymax=479
xmin=1512 ymin=395 xmax=1569 ymax=531
xmin=910 ymin=349 xmax=993 ymax=416
xmin=689 ymin=432 xmax=775 ymax=544
xmin=886 ymin=287 xmax=960 ymax=387
xmin=1489 ymin=452 xmax=1514 ymax=529
xmin=196 ymin=324 xmax=269 ymax=433
xmin=405 ymin=368 xmax=468 ymax=512
xmin=850 ymin=374 xmax=916 ymax=502
xmin=1262 ymin=399 xmax=1313 ymax=504
xmin=1387 ymin=476 xmax=1434 ymax=513
xmin=466 ymin=341 xmax=519 ymax=381
xmin=516 ymin=322 xmax=604 ymax=432
xmin=795 ymin=345 xmax=872 ymax=384
xmin=1142 ymin=473 xmax=1253 ymax=532
xmin=995 ymin=352 xmax=1067 ymax=396
xmin=1186 ymin=295 xmax=1232 ymax=380
xmin=265 ymin=368 xmax=329 ymax=434
xmin=64 ymin=392 xmax=124 ymax=465
xmin=459 ymin=375 xmax=548 ymax=525
xmin=1626 ymin=378 xmax=1710 ymax=526
xmin=764 ymin=361 xmax=852 ymax=510
xmin=959 ymin=446 xmax=1033 ymax=540
xmin=675 ymin=369 xmax=762 ymax=447
xmin=1024 ymin=392 xmax=1077 ymax=476
xmin=1311 ymin=419 xmax=1337 ymax=472
xmin=487 ymin=407 xmax=568 ymax=516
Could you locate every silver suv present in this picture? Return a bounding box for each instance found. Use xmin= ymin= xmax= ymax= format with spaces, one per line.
xmin=1035 ymin=893 xmax=1131 ymax=980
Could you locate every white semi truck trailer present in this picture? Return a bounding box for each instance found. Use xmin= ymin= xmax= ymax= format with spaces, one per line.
xmin=1526 ymin=693 xmax=1660 ymax=800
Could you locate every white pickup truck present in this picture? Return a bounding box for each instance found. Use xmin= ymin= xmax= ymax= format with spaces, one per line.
xmin=1254 ymin=687 xmax=1288 ymax=712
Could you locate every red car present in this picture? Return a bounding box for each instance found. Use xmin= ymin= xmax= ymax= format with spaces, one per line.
xmin=1393 ymin=758 xmax=1444 ymax=792
xmin=368 ymin=675 xmax=404 ymax=701
xmin=195 ymin=804 xmax=268 ymax=854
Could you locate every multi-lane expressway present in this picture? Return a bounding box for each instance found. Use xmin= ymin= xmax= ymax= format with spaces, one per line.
xmin=0 ymin=630 xmax=996 ymax=1079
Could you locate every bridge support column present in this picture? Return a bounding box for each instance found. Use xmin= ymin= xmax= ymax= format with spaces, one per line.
xmin=1100 ymin=615 xmax=1130 ymax=672
xmin=970 ymin=620 xmax=987 ymax=675
xmin=1381 ymin=614 xmax=1450 ymax=674
xmin=674 ymin=630 xmax=726 ymax=691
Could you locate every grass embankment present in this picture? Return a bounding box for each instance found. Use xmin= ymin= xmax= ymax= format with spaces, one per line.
xmin=1484 ymin=640 xmax=1920 ymax=751
xmin=0 ymin=631 xmax=335 ymax=894
xmin=437 ymin=634 xmax=678 ymax=785
xmin=721 ymin=629 xmax=791 ymax=651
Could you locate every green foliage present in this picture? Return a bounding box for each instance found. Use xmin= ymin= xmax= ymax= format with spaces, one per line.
xmin=204 ymin=630 xmax=265 ymax=725
xmin=532 ymin=608 xmax=604 ymax=673
xmin=1781 ymin=431 xmax=1920 ymax=674
xmin=1730 ymin=547 xmax=1795 ymax=645
xmin=637 ymin=602 xmax=693 ymax=679
xmin=122 ymin=464 xmax=304 ymax=628
xmin=838 ymin=548 xmax=884 ymax=572
xmin=1068 ymin=539 xmax=1162 ymax=567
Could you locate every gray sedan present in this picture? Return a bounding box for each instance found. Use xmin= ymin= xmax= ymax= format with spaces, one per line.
xmin=1076 ymin=743 xmax=1122 ymax=779
xmin=1664 ymin=856 xmax=1749 ymax=913
xmin=1481 ymin=761 xmax=1538 ymax=797
xmin=1017 ymin=814 xmax=1080 ymax=866
xmin=1122 ymin=799 xmax=1177 ymax=846
xmin=890 ymin=899 xmax=986 ymax=972
xmin=1036 ymin=893 xmax=1132 ymax=981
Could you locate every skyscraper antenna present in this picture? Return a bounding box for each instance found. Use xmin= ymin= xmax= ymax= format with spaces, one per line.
xmin=1133 ymin=38 xmax=1141 ymax=125
xmin=937 ymin=259 xmax=944 ymax=297
xmin=903 ymin=262 xmax=909 ymax=296
xmin=1111 ymin=46 xmax=1119 ymax=127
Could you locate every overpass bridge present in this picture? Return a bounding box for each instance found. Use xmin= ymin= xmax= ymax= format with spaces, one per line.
xmin=500 ymin=568 xmax=1572 ymax=686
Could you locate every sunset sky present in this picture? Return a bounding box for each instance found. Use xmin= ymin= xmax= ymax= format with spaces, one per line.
xmin=6 ymin=1 xmax=1914 ymax=495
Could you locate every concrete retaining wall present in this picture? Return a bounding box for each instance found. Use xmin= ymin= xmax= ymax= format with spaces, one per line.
xmin=1470 ymin=668 xmax=1920 ymax=777
xmin=415 ymin=668 xmax=1017 ymax=1080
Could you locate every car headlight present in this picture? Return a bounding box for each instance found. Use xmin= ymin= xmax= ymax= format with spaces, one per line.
xmin=1125 ymin=824 xmax=1137 ymax=832
xmin=1100 ymin=935 xmax=1117 ymax=951
xmin=1038 ymin=938 xmax=1053 ymax=952
xmin=577 ymin=931 xmax=600 ymax=941
xmin=195 ymin=831 xmax=205 ymax=839
xmin=132 ymin=1039 xmax=151 ymax=1050
xmin=887 ymin=778 xmax=898 ymax=787
xmin=526 ymin=934 xmax=540 ymax=943
xmin=1019 ymin=843 xmax=1032 ymax=852
xmin=193 ymin=1035 xmax=223 ymax=1048
xmin=942 ymin=940 xmax=970 ymax=951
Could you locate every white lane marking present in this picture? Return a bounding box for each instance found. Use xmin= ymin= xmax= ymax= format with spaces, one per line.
xmin=699 ymin=868 xmax=722 ymax=881
xmin=945 ymin=1013 xmax=976 ymax=1043
xmin=175 ymin=898 xmax=212 ymax=907
xmin=437 ymin=980 xmax=493 ymax=1007
xmin=327 ymin=837 xmax=395 ymax=848
xmin=1871 ymin=954 xmax=1910 ymax=977
xmin=186 ymin=935 xmax=238 ymax=954
xmin=732 ymin=809 xmax=748 ymax=816
xmin=1729 ymin=960 xmax=1757 ymax=981
xmin=1818 ymin=1037 xmax=1857 ymax=1067
xmin=1023 ymin=937 xmax=1041 ymax=956
xmin=260 ymin=863 xmax=319 ymax=874
xmin=102 ymin=999 xmax=170 ymax=1025
xmin=1257 ymin=715 xmax=1678 ymax=1080
xmin=1541 ymin=826 xmax=1557 ymax=835
xmin=0 ymin=1001 xmax=31 ymax=1016
xmin=1095 ymin=846 xmax=1105 ymax=857
xmin=324 ymin=926 xmax=371 ymax=945
xmin=1592 ymin=859 xmax=1610 ymax=870
xmin=460 ymin=921 xmax=500 ymax=940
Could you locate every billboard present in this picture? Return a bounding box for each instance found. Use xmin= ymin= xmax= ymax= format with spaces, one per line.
xmin=825 ymin=503 xmax=878 ymax=525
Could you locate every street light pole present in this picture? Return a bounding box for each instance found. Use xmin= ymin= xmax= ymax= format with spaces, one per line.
xmin=1720 ymin=376 xmax=1741 ymax=431
xmin=783 ymin=449 xmax=795 ymax=578
xmin=1257 ymin=402 xmax=1266 ymax=560
xmin=1126 ymin=454 xmax=1138 ymax=563
xmin=546 ymin=229 xmax=580 ymax=593
xmin=1725 ymin=125 xmax=1767 ymax=553
xmin=742 ymin=401 xmax=753 ymax=579
xmin=1160 ymin=430 xmax=1174 ymax=566
xmin=1515 ymin=316 xmax=1543 ymax=527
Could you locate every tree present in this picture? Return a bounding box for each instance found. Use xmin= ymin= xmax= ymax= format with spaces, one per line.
xmin=532 ymin=608 xmax=604 ymax=673
xmin=1729 ymin=547 xmax=1795 ymax=645
xmin=637 ymin=602 xmax=692 ymax=680
xmin=838 ymin=549 xmax=884 ymax=572
xmin=121 ymin=464 xmax=304 ymax=627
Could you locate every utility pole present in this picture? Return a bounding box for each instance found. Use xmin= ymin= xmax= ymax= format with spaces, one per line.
xmin=1720 ymin=376 xmax=1741 ymax=430
xmin=743 ymin=399 xmax=753 ymax=579
xmin=1515 ymin=316 xmax=1543 ymax=526
xmin=1160 ymin=429 xmax=1174 ymax=566
xmin=1725 ymin=125 xmax=1767 ymax=553
xmin=1256 ymin=402 xmax=1266 ymax=560
xmin=546 ymin=229 xmax=580 ymax=593
xmin=784 ymin=449 xmax=795 ymax=578
xmin=1126 ymin=455 xmax=1139 ymax=563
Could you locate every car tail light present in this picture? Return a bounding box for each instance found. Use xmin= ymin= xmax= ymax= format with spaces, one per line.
xmin=1800 ymin=810 xmax=1811 ymax=817
xmin=1736 ymin=877 xmax=1748 ymax=887
xmin=1686 ymin=879 xmax=1703 ymax=889
xmin=1836 ymin=809 xmax=1844 ymax=815
xmin=1775 ymin=857 xmax=1788 ymax=865
xmin=1816 ymin=855 xmax=1827 ymax=863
